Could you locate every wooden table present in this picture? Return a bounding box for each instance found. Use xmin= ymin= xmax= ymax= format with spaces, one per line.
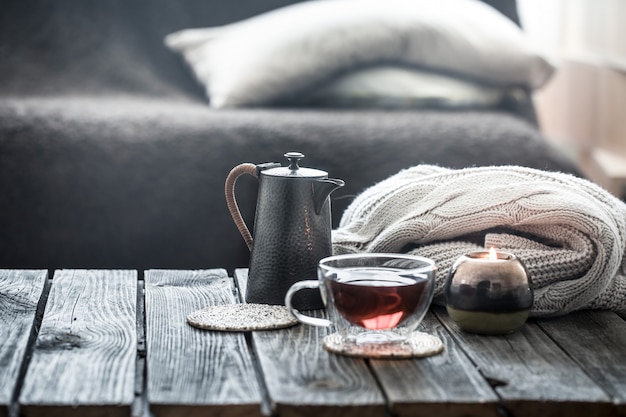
xmin=1 ymin=269 xmax=625 ymax=417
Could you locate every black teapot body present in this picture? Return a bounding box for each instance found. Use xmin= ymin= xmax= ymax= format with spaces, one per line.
xmin=226 ymin=152 xmax=344 ymax=309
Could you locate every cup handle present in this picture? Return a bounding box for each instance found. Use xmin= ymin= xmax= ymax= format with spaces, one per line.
xmin=285 ymin=280 xmax=331 ymax=327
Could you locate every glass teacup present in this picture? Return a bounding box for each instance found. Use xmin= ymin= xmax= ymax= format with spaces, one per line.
xmin=285 ymin=253 xmax=436 ymax=346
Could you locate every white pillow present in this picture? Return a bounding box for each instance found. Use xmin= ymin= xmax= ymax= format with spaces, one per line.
xmin=303 ymin=65 xmax=508 ymax=109
xmin=165 ymin=0 xmax=555 ymax=108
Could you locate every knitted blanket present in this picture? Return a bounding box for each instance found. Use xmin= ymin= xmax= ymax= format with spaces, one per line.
xmin=332 ymin=165 xmax=626 ymax=317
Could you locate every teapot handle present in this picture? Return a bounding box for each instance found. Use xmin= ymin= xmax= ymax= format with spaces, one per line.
xmin=224 ymin=163 xmax=258 ymax=251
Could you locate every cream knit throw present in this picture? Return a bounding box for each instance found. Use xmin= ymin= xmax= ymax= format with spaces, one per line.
xmin=332 ymin=165 xmax=626 ymax=317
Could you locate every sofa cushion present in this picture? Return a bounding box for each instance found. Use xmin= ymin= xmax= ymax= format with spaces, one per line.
xmin=300 ymin=65 xmax=511 ymax=109
xmin=165 ymin=0 xmax=554 ymax=108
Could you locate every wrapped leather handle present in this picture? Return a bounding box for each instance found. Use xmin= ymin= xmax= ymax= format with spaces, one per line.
xmin=224 ymin=163 xmax=257 ymax=251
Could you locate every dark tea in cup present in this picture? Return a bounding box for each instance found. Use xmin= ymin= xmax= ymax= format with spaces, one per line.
xmin=329 ymin=269 xmax=430 ymax=330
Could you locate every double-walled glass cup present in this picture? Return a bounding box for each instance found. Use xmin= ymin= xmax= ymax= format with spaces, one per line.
xmin=285 ymin=253 xmax=436 ymax=346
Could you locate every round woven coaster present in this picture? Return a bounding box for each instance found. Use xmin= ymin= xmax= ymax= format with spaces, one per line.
xmin=187 ymin=303 xmax=298 ymax=331
xmin=323 ymin=331 xmax=444 ymax=359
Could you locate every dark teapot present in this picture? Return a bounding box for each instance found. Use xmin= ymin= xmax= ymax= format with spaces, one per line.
xmin=225 ymin=152 xmax=344 ymax=309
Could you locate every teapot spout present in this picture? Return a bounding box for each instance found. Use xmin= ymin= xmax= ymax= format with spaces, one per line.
xmin=313 ymin=178 xmax=345 ymax=215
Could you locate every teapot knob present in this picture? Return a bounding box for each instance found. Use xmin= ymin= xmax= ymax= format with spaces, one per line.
xmin=285 ymin=152 xmax=304 ymax=171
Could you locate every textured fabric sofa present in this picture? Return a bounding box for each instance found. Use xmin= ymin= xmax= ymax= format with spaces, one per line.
xmin=0 ymin=0 xmax=581 ymax=273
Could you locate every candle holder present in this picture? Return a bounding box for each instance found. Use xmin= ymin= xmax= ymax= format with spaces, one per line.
xmin=444 ymin=249 xmax=533 ymax=335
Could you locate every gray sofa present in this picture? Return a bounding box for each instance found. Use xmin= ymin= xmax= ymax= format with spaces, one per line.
xmin=0 ymin=0 xmax=581 ymax=273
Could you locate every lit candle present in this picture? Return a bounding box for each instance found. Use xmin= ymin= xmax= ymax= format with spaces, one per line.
xmin=444 ymin=248 xmax=533 ymax=335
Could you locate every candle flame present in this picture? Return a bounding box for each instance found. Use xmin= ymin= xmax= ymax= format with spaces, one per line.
xmin=489 ymin=247 xmax=498 ymax=261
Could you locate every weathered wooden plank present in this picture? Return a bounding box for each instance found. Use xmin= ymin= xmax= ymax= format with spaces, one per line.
xmin=19 ymin=270 xmax=137 ymax=417
xmin=252 ymin=316 xmax=387 ymax=417
xmin=536 ymin=311 xmax=626 ymax=416
xmin=434 ymin=306 xmax=616 ymax=417
xmin=234 ymin=269 xmax=386 ymax=417
xmin=233 ymin=268 xmax=249 ymax=301
xmin=370 ymin=312 xmax=500 ymax=417
xmin=144 ymin=269 xmax=262 ymax=417
xmin=0 ymin=270 xmax=48 ymax=417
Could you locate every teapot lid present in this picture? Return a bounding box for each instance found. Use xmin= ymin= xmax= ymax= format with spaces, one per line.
xmin=261 ymin=152 xmax=327 ymax=178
